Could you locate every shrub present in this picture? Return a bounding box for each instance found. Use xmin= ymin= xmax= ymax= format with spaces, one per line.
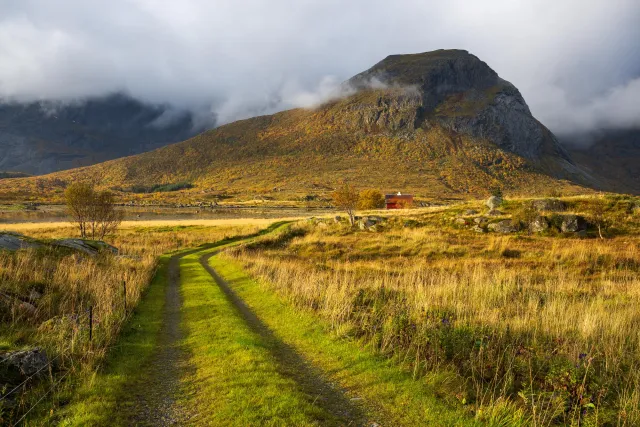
xmin=65 ymin=182 xmax=123 ymax=239
xmin=489 ymin=186 xmax=503 ymax=198
xmin=358 ymin=189 xmax=385 ymax=210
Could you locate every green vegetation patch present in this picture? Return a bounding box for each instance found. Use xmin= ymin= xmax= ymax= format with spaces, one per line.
xmin=177 ymin=252 xmax=331 ymax=425
xmin=116 ymin=182 xmax=194 ymax=193
xmin=208 ymin=254 xmax=476 ymax=426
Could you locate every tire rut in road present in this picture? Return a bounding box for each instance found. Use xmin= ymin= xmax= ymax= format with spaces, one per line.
xmin=200 ymin=251 xmax=369 ymax=426
xmin=124 ymin=249 xmax=202 ymax=426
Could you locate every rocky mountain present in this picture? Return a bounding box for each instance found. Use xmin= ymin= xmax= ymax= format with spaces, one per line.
xmin=0 ymin=93 xmax=201 ymax=175
xmin=563 ymin=130 xmax=640 ymax=194
xmin=0 ymin=50 xmax=596 ymax=200
xmin=347 ymin=50 xmax=585 ymax=178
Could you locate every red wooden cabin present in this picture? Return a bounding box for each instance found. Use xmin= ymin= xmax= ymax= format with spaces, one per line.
xmin=385 ymin=193 xmax=414 ymax=209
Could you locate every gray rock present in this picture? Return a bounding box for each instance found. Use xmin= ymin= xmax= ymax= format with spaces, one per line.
xmin=463 ymin=209 xmax=479 ymax=215
xmin=486 ymin=196 xmax=503 ymax=210
xmin=28 ymin=289 xmax=43 ymax=301
xmin=560 ymin=215 xmax=586 ymax=233
xmin=367 ymin=216 xmax=384 ymax=223
xmin=487 ymin=209 xmax=503 ymax=216
xmin=0 ymin=348 xmax=49 ymax=385
xmin=532 ymin=199 xmax=566 ymax=212
xmin=0 ymin=233 xmax=40 ymax=251
xmin=529 ymin=216 xmax=549 ymax=233
xmin=358 ymin=219 xmax=380 ymax=232
xmin=473 ymin=216 xmax=488 ymax=224
xmin=488 ymin=220 xmax=520 ymax=233
xmin=54 ymin=239 xmax=118 ymax=256
xmin=472 ymin=225 xmax=486 ymax=233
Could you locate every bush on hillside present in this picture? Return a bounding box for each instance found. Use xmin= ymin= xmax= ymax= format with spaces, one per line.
xmin=358 ymin=189 xmax=385 ymax=210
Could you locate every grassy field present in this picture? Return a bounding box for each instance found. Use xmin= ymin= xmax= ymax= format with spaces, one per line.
xmin=0 ymin=223 xmax=260 ymax=424
xmin=2 ymin=193 xmax=638 ymax=425
xmin=207 ymin=252 xmax=476 ymax=425
xmin=227 ymin=195 xmax=640 ymax=425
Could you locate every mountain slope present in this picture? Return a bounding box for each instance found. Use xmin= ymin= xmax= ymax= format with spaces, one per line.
xmin=0 ymin=93 xmax=201 ymax=175
xmin=1 ymin=50 xmax=593 ymax=200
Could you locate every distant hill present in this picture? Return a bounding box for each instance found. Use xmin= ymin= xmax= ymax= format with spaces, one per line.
xmin=564 ymin=130 xmax=640 ymax=194
xmin=0 ymin=171 xmax=31 ymax=179
xmin=0 ymin=50 xmax=596 ymax=201
xmin=0 ymin=93 xmax=202 ymax=175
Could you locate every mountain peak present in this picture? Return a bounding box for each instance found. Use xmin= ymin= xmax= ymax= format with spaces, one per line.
xmin=348 ymin=49 xmax=499 ymax=92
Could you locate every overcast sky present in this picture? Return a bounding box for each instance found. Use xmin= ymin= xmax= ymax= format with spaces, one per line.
xmin=1 ymin=0 xmax=639 ymax=135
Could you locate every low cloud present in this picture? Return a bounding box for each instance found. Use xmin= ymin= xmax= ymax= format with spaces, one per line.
xmin=0 ymin=0 xmax=638 ymax=138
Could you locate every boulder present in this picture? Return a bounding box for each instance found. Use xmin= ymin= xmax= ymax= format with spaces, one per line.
xmin=532 ymin=199 xmax=566 ymax=212
xmin=486 ymin=196 xmax=503 ymax=210
xmin=0 ymin=233 xmax=40 ymax=252
xmin=473 ymin=216 xmax=488 ymax=225
xmin=54 ymin=239 xmax=118 ymax=256
xmin=560 ymin=215 xmax=586 ymax=233
xmin=488 ymin=220 xmax=520 ymax=233
xmin=454 ymin=218 xmax=468 ymax=225
xmin=487 ymin=209 xmax=503 ymax=216
xmin=472 ymin=225 xmax=486 ymax=233
xmin=529 ymin=216 xmax=549 ymax=233
xmin=463 ymin=209 xmax=479 ymax=215
xmin=367 ymin=216 xmax=384 ymax=223
xmin=0 ymin=348 xmax=49 ymax=385
xmin=359 ymin=219 xmax=379 ymax=232
xmin=28 ymin=289 xmax=43 ymax=301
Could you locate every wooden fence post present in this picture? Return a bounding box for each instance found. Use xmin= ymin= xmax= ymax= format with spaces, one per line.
xmin=123 ymin=281 xmax=127 ymax=314
xmin=89 ymin=306 xmax=93 ymax=342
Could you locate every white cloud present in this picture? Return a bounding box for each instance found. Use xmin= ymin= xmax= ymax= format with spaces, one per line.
xmin=0 ymin=0 xmax=638 ymax=133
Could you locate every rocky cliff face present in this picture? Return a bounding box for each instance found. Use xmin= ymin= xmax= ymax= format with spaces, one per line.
xmin=0 ymin=93 xmax=201 ymax=174
xmin=345 ymin=50 xmax=587 ymax=181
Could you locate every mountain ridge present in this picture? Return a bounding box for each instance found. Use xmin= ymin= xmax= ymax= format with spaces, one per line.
xmin=0 ymin=50 xmax=603 ymax=200
xmin=0 ymin=93 xmax=203 ymax=175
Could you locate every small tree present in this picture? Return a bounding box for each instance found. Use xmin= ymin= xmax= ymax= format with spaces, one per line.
xmin=358 ymin=189 xmax=385 ymax=210
xmin=489 ymin=186 xmax=503 ymax=198
xmin=591 ymin=199 xmax=611 ymax=240
xmin=65 ymin=183 xmax=123 ymax=239
xmin=332 ymin=183 xmax=359 ymax=225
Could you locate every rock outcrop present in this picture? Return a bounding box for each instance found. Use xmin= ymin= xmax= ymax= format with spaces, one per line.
xmin=529 ymin=216 xmax=550 ymax=233
xmin=54 ymin=239 xmax=119 ymax=256
xmin=559 ymin=215 xmax=587 ymax=233
xmin=532 ymin=199 xmax=567 ymax=212
xmin=347 ymin=50 xmax=587 ymax=181
xmin=486 ymin=196 xmax=503 ymax=210
xmin=488 ymin=220 xmax=521 ymax=233
xmin=0 ymin=233 xmax=41 ymax=251
xmin=0 ymin=348 xmax=49 ymax=386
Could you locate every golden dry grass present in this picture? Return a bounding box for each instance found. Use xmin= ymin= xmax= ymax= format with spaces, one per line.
xmin=228 ymin=196 xmax=640 ymax=425
xmin=0 ymin=217 xmax=302 ymax=232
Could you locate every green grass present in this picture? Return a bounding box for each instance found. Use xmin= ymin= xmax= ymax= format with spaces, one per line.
xmin=177 ymin=251 xmax=332 ymax=425
xmin=207 ymin=253 xmax=477 ymax=426
xmin=54 ymin=254 xmax=173 ymax=426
